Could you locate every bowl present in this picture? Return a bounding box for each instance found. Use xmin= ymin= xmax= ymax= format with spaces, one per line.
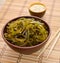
xmin=29 ymin=2 xmax=46 ymax=17
xmin=2 ymin=16 xmax=50 ymax=54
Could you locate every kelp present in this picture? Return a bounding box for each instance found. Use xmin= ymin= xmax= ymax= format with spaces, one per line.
xmin=4 ymin=18 xmax=48 ymax=47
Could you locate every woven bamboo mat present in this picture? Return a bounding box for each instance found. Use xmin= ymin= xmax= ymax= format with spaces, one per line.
xmin=0 ymin=0 xmax=60 ymax=63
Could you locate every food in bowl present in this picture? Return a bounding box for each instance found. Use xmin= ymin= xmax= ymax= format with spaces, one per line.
xmin=29 ymin=2 xmax=46 ymax=17
xmin=4 ymin=17 xmax=48 ymax=47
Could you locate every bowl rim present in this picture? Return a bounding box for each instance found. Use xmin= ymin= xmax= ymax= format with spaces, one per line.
xmin=2 ymin=16 xmax=51 ymax=49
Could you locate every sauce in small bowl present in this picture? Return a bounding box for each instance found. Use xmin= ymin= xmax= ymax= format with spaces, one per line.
xmin=29 ymin=2 xmax=46 ymax=17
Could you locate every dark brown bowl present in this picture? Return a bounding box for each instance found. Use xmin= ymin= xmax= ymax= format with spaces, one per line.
xmin=2 ymin=16 xmax=50 ymax=54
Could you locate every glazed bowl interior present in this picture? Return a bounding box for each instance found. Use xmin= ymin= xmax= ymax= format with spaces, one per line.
xmin=2 ymin=16 xmax=50 ymax=54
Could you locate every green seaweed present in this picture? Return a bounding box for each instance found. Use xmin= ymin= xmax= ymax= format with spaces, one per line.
xmin=4 ymin=18 xmax=48 ymax=47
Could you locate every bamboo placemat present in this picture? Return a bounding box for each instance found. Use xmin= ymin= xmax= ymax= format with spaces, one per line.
xmin=0 ymin=0 xmax=60 ymax=63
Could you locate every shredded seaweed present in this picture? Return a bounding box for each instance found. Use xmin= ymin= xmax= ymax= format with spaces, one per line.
xmin=4 ymin=18 xmax=48 ymax=47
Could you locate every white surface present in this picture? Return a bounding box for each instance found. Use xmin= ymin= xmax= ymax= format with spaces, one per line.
xmin=30 ymin=5 xmax=45 ymax=12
